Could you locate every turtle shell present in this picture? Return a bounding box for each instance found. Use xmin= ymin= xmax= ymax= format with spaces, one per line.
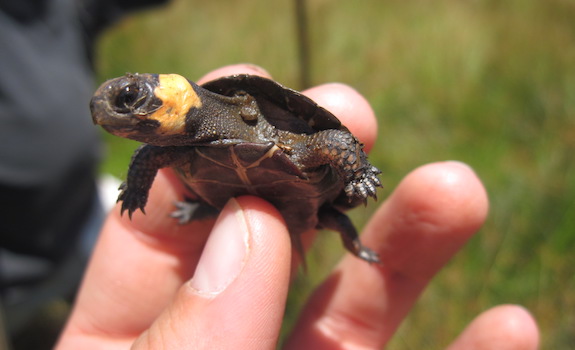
xmin=201 ymin=74 xmax=348 ymax=134
xmin=173 ymin=141 xmax=342 ymax=242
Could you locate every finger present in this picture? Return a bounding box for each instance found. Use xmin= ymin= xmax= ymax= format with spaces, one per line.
xmin=57 ymin=171 xmax=207 ymax=349
xmin=447 ymin=305 xmax=539 ymax=350
xmin=285 ymin=161 xmax=489 ymax=349
xmin=302 ymin=83 xmax=378 ymax=151
xmin=133 ymin=196 xmax=292 ymax=349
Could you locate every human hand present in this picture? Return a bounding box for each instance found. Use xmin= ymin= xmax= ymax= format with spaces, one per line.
xmin=56 ymin=64 xmax=539 ymax=349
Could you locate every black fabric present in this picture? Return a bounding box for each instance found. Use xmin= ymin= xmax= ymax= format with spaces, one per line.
xmin=0 ymin=0 xmax=168 ymax=274
xmin=0 ymin=0 xmax=49 ymax=23
xmin=0 ymin=158 xmax=97 ymax=263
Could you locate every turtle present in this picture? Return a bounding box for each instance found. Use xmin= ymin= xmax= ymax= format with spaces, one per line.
xmin=90 ymin=73 xmax=382 ymax=263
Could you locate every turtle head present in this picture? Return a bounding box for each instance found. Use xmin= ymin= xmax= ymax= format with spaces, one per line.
xmin=90 ymin=73 xmax=202 ymax=145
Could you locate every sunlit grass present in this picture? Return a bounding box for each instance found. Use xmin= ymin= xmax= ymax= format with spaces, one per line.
xmin=95 ymin=0 xmax=575 ymax=347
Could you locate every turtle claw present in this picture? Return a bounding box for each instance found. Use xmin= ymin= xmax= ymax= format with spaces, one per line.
xmin=357 ymin=245 xmax=381 ymax=264
xmin=117 ymin=182 xmax=148 ymax=219
xmin=345 ymin=166 xmax=383 ymax=202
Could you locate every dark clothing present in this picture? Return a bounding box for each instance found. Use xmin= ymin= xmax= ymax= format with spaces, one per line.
xmin=0 ymin=0 xmax=168 ymax=262
xmin=0 ymin=0 xmax=168 ymax=338
xmin=0 ymin=0 xmax=167 ymax=346
xmin=0 ymin=160 xmax=96 ymax=264
xmin=0 ymin=0 xmax=98 ymax=186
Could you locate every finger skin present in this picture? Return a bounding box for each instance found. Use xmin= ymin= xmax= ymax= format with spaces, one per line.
xmin=133 ymin=196 xmax=292 ymax=350
xmin=56 ymin=172 xmax=206 ymax=349
xmin=447 ymin=305 xmax=539 ymax=350
xmin=57 ymin=196 xmax=292 ymax=350
xmin=286 ymin=161 xmax=490 ymax=349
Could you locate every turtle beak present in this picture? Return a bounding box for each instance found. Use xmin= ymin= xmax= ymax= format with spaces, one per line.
xmin=89 ymin=76 xmax=145 ymax=131
xmin=89 ymin=94 xmax=107 ymax=125
xmin=90 ymin=92 xmax=139 ymax=132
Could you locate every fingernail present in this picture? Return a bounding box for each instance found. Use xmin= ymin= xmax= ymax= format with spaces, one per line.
xmin=189 ymin=198 xmax=249 ymax=296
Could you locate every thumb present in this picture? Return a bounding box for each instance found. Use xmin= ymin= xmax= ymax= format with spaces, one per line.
xmin=132 ymin=196 xmax=292 ymax=349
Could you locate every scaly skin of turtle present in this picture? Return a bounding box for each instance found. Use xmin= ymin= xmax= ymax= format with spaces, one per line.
xmin=296 ymin=128 xmax=383 ymax=204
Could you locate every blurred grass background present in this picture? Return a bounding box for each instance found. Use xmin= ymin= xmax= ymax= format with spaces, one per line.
xmin=93 ymin=0 xmax=574 ymax=348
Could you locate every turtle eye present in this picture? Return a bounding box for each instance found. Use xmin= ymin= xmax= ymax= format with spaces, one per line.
xmin=114 ymin=84 xmax=144 ymax=113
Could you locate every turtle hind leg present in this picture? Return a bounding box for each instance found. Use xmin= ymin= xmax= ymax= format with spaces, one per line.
xmin=317 ymin=205 xmax=380 ymax=264
xmin=297 ymin=129 xmax=383 ymax=204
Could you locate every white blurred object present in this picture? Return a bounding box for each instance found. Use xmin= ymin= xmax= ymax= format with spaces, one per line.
xmin=97 ymin=173 xmax=122 ymax=212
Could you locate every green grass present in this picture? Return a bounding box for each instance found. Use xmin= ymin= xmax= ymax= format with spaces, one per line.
xmin=95 ymin=0 xmax=575 ymax=348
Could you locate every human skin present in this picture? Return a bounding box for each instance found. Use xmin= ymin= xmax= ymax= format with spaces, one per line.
xmin=56 ymin=64 xmax=539 ymax=350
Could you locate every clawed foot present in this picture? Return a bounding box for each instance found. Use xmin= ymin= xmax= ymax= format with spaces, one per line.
xmin=348 ymin=236 xmax=381 ymax=264
xmin=356 ymin=244 xmax=381 ymax=264
xmin=117 ymin=182 xmax=148 ymax=218
xmin=345 ymin=165 xmax=382 ymax=203
xmin=170 ymin=200 xmax=198 ymax=224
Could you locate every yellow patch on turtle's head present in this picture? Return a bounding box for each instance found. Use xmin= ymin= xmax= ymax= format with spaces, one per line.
xmin=147 ymin=74 xmax=202 ymax=135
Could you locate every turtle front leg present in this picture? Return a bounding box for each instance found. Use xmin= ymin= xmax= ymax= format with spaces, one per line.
xmin=118 ymin=144 xmax=187 ymax=218
xmin=170 ymin=200 xmax=219 ymax=224
xmin=298 ymin=129 xmax=382 ymax=203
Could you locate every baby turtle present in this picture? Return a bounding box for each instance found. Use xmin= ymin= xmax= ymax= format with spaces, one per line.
xmin=90 ymin=73 xmax=382 ymax=263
